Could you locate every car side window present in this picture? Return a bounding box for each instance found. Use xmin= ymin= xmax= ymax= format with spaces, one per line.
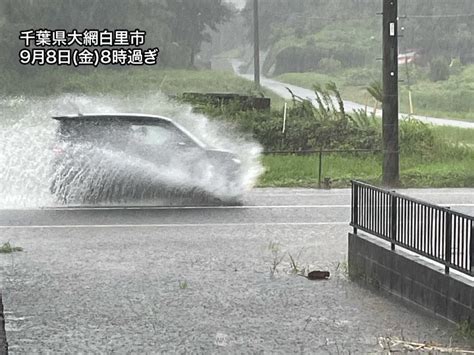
xmin=131 ymin=124 xmax=193 ymax=147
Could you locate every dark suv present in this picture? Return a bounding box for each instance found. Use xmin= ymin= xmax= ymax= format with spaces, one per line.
xmin=50 ymin=114 xmax=242 ymax=204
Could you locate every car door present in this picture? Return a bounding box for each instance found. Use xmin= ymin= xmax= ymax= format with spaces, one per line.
xmin=130 ymin=122 xmax=205 ymax=170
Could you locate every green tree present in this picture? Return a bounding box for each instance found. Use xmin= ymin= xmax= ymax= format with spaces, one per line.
xmin=166 ymin=0 xmax=232 ymax=67
xmin=429 ymin=57 xmax=450 ymax=82
xmin=0 ymin=0 xmax=232 ymax=71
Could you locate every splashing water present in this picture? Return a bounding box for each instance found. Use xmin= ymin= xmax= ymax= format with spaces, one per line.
xmin=0 ymin=93 xmax=263 ymax=208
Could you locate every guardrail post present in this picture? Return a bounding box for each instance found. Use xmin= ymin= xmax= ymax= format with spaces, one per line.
xmin=470 ymin=221 xmax=474 ymax=275
xmin=390 ymin=192 xmax=397 ymax=250
xmin=445 ymin=208 xmax=452 ymax=274
xmin=318 ymin=148 xmax=323 ymax=188
xmin=352 ymin=182 xmax=358 ymax=234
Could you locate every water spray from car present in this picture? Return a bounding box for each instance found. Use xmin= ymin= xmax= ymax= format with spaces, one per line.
xmin=0 ymin=93 xmax=264 ymax=208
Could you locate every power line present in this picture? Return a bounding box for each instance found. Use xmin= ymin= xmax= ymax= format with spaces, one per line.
xmin=305 ymin=16 xmax=373 ymax=20
xmin=290 ymin=13 xmax=474 ymax=21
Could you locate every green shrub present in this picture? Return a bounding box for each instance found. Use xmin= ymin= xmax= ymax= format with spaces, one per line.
xmin=160 ymin=43 xmax=192 ymax=69
xmin=318 ymin=58 xmax=342 ymax=73
xmin=274 ymin=46 xmax=318 ymax=75
xmin=349 ymin=109 xmax=382 ymax=149
xmin=408 ymin=88 xmax=474 ymax=115
xmin=399 ymin=118 xmax=435 ymax=156
xmin=449 ymin=58 xmax=463 ymax=76
xmin=345 ymin=68 xmax=380 ymax=86
xmin=429 ymin=57 xmax=450 ymax=82
xmin=183 ymin=82 xmax=383 ymax=152
xmin=273 ymin=43 xmax=369 ymax=75
xmin=183 ymin=82 xmax=470 ymax=163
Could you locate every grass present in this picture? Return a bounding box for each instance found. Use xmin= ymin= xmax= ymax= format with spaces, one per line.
xmin=0 ymin=242 xmax=23 ymax=254
xmin=259 ymin=150 xmax=474 ymax=188
xmin=400 ymin=87 xmax=474 ymax=121
xmin=335 ymin=260 xmax=349 ymax=279
xmin=267 ymin=241 xmax=285 ymax=278
xmin=457 ymin=320 xmax=474 ymax=341
xmin=0 ymin=67 xmax=285 ymax=109
xmin=432 ymin=126 xmax=474 ymax=147
xmin=288 ymin=252 xmax=305 ymax=275
xmin=275 ymin=65 xmax=474 ymax=121
xmin=259 ymin=153 xmax=381 ymax=187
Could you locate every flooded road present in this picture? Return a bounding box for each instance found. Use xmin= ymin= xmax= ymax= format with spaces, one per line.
xmin=1 ymin=188 xmax=472 ymax=353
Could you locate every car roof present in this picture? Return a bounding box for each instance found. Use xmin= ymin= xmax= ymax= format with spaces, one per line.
xmin=52 ymin=113 xmax=208 ymax=148
xmin=52 ymin=113 xmax=173 ymax=124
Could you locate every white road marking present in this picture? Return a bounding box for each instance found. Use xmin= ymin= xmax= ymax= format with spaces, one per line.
xmin=38 ymin=204 xmax=352 ymax=211
xmin=0 ymin=222 xmax=348 ymax=229
xmin=0 ymin=203 xmax=474 ymax=215
xmin=0 ymin=205 xmax=353 ymax=211
xmin=253 ymin=191 xmax=474 ymax=198
xmin=252 ymin=192 xmax=351 ymax=196
xmin=5 ymin=202 xmax=472 ymax=211
xmin=2 ymin=202 xmax=473 ymax=213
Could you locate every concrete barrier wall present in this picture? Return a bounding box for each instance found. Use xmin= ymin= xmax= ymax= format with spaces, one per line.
xmin=348 ymin=232 xmax=474 ymax=324
xmin=0 ymin=294 xmax=8 ymax=354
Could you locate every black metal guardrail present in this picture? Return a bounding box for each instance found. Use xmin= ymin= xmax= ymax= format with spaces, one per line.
xmin=263 ymin=149 xmax=381 ymax=188
xmin=350 ymin=180 xmax=474 ymax=277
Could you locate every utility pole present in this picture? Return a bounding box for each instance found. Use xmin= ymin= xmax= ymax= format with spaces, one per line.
xmin=382 ymin=0 xmax=399 ymax=186
xmin=253 ymin=0 xmax=260 ymax=88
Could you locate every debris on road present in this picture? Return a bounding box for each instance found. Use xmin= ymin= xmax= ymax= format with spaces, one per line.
xmin=298 ymin=270 xmax=330 ymax=280
xmin=307 ymin=270 xmax=330 ymax=280
xmin=378 ymin=337 xmax=474 ymax=353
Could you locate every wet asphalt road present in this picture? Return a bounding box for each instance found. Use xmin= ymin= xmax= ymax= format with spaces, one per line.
xmin=0 ymin=187 xmax=473 ymax=353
